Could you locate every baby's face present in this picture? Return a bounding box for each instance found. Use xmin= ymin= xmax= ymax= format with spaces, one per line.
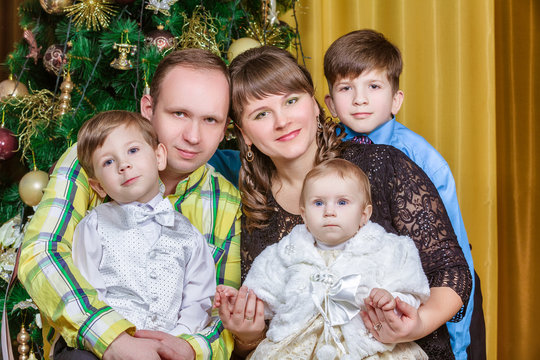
xmin=90 ymin=124 xmax=165 ymax=203
xmin=301 ymin=174 xmax=370 ymax=246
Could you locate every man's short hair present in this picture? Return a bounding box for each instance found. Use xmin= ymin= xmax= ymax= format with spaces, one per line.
xmin=300 ymin=158 xmax=372 ymax=207
xmin=77 ymin=110 xmax=158 ymax=178
xmin=324 ymin=29 xmax=402 ymax=93
xmin=149 ymin=48 xmax=230 ymax=108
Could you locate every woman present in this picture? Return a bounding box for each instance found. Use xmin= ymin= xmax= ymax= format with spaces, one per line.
xmin=218 ymin=46 xmax=471 ymax=359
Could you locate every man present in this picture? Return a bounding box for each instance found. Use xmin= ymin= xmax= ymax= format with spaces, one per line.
xmin=18 ymin=49 xmax=241 ymax=360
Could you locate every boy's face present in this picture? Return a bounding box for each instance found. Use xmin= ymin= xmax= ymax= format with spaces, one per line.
xmin=140 ymin=65 xmax=229 ymax=182
xmin=89 ymin=124 xmax=166 ymax=204
xmin=325 ymin=69 xmax=403 ymax=134
xmin=300 ymin=174 xmax=372 ymax=246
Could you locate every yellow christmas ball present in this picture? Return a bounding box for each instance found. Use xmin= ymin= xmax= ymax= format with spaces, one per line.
xmin=19 ymin=170 xmax=49 ymax=207
xmin=0 ymin=78 xmax=29 ymax=100
xmin=278 ymin=8 xmax=295 ymax=27
xmin=227 ymin=38 xmax=261 ymax=62
xmin=39 ymin=0 xmax=73 ymax=14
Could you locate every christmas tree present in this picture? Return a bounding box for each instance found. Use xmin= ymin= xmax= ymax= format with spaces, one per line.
xmin=0 ymin=0 xmax=302 ymax=357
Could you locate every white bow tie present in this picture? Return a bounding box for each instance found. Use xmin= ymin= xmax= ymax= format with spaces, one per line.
xmin=125 ymin=199 xmax=175 ymax=228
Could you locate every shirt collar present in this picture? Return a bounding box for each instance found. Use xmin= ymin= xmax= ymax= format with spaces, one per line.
xmin=173 ymin=164 xmax=207 ymax=198
xmin=340 ymin=116 xmax=397 ymax=144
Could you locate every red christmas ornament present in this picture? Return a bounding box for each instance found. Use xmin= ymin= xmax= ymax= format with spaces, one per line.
xmin=0 ymin=127 xmax=18 ymax=160
xmin=145 ymin=25 xmax=176 ymax=52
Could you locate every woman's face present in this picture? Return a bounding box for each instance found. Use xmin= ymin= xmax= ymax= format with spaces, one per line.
xmin=239 ymin=91 xmax=320 ymax=163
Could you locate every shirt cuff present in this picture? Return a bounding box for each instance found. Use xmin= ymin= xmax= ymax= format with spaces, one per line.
xmin=78 ymin=307 xmax=135 ymax=358
xmin=180 ymin=333 xmax=210 ymax=360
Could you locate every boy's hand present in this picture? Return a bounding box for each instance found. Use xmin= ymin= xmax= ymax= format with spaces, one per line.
xmin=103 ymin=332 xmax=174 ymax=360
xmin=367 ymin=288 xmax=396 ymax=311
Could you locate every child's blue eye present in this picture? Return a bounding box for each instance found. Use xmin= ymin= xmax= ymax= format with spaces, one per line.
xmin=369 ymin=84 xmax=380 ymax=89
xmin=339 ymin=86 xmax=351 ymax=92
xmin=103 ymin=159 xmax=113 ymax=167
xmin=314 ymin=200 xmax=323 ymax=207
xmin=338 ymin=199 xmax=348 ymax=206
xmin=128 ymin=147 xmax=139 ymax=154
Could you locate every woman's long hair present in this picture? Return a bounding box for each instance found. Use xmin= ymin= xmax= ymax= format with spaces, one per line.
xmin=229 ymin=46 xmax=345 ymax=232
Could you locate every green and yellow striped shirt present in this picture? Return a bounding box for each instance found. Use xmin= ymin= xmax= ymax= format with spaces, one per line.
xmin=18 ymin=144 xmax=241 ymax=359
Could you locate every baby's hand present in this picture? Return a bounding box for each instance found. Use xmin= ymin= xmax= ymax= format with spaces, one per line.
xmin=214 ymin=285 xmax=239 ymax=312
xmin=367 ymin=288 xmax=396 ymax=311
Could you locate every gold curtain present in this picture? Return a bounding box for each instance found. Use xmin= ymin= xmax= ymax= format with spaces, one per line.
xmin=297 ymin=0 xmax=539 ymax=358
xmin=495 ymin=0 xmax=539 ymax=359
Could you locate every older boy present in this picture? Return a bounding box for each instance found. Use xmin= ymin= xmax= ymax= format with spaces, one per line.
xmin=18 ymin=49 xmax=241 ymax=360
xmin=323 ymin=29 xmax=481 ymax=360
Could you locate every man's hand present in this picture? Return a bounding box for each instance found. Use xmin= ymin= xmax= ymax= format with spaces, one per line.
xmin=135 ymin=330 xmax=196 ymax=360
xmin=103 ymin=332 xmax=174 ymax=360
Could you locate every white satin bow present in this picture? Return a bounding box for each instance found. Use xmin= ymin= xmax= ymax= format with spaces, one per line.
xmin=125 ymin=199 xmax=175 ymax=228
xmin=311 ymin=273 xmax=363 ymax=355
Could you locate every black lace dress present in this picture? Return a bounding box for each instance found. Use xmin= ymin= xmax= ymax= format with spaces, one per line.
xmin=241 ymin=143 xmax=472 ymax=359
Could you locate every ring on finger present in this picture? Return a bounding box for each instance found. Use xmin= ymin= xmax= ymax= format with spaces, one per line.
xmin=245 ymin=316 xmax=254 ymax=321
xmin=374 ymin=322 xmax=382 ymax=331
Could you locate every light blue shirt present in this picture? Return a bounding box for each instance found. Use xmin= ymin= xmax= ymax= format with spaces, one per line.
xmin=208 ymin=117 xmax=475 ymax=360
xmin=343 ymin=117 xmax=474 ymax=360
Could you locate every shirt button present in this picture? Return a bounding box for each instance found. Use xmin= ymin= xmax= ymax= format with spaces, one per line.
xmin=149 ymin=272 xmax=157 ymax=279
xmin=149 ymin=251 xmax=156 ymax=259
xmin=152 ymin=295 xmax=158 ymax=301
xmin=151 ymin=314 xmax=157 ymax=321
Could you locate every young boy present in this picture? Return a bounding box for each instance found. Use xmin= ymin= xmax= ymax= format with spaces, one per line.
xmin=323 ymin=29 xmax=479 ymax=360
xmin=53 ymin=110 xmax=216 ymax=359
xmin=215 ymin=159 xmax=430 ymax=359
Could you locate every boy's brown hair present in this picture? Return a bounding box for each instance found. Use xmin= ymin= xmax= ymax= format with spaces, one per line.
xmin=324 ymin=29 xmax=402 ymax=93
xmin=150 ymin=48 xmax=230 ymax=109
xmin=299 ymin=158 xmax=372 ymax=207
xmin=77 ymin=110 xmax=158 ymax=178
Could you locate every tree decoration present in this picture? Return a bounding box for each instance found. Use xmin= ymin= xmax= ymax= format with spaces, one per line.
xmin=245 ymin=20 xmax=287 ymax=48
xmin=177 ymin=6 xmax=220 ymax=56
xmin=145 ymin=0 xmax=178 ymax=17
xmin=110 ymin=31 xmax=137 ymax=70
xmin=23 ymin=29 xmax=41 ymax=65
xmin=43 ymin=43 xmax=70 ymax=75
xmin=145 ymin=25 xmax=176 ymax=52
xmin=19 ymin=166 xmax=49 ymax=207
xmin=0 ymin=75 xmax=29 ymax=100
xmin=0 ymin=111 xmax=18 ymax=161
xmin=65 ymin=0 xmax=118 ymax=31
xmin=39 ymin=0 xmax=73 ymax=14
xmin=227 ymin=37 xmax=261 ymax=62
xmin=262 ymin=0 xmax=279 ymax=27
xmin=17 ymin=324 xmax=31 ymax=359
xmin=2 ymin=89 xmax=56 ymax=162
xmin=55 ymin=72 xmax=74 ymax=117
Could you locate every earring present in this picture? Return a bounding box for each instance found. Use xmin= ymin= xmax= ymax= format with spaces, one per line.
xmin=246 ymin=145 xmax=254 ymax=162
xmin=317 ymin=117 xmax=323 ymax=130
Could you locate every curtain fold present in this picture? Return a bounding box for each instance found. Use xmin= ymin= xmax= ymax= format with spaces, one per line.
xmin=495 ymin=0 xmax=539 ymax=358
xmin=298 ymin=1 xmax=498 ymax=358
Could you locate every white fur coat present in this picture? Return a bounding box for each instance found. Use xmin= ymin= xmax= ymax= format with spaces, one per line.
xmin=243 ymin=221 xmax=430 ymax=358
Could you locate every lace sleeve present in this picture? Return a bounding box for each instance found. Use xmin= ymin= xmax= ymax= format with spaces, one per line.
xmin=344 ymin=144 xmax=472 ymax=318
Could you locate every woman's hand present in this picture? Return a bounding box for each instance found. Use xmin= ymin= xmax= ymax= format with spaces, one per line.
xmin=361 ymin=296 xmax=424 ymax=343
xmin=361 ymin=287 xmax=463 ymax=344
xmin=217 ymin=285 xmax=266 ymax=352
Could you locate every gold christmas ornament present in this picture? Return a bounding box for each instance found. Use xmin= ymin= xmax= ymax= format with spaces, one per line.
xmin=0 ymin=75 xmax=29 ymax=100
xmin=227 ymin=37 xmax=261 ymax=62
xmin=16 ymin=325 xmax=30 ymax=360
xmin=177 ymin=6 xmax=220 ymax=56
xmin=65 ymin=0 xmax=118 ymax=31
xmin=110 ymin=43 xmax=137 ymax=70
xmin=55 ymin=72 xmax=74 ymax=117
xmin=39 ymin=0 xmax=73 ymax=14
xmin=19 ymin=169 xmax=49 ymax=207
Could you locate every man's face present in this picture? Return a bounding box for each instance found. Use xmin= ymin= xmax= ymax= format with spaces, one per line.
xmin=142 ymin=66 xmax=229 ymax=181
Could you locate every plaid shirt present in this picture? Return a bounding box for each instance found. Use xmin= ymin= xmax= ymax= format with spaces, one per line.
xmin=18 ymin=144 xmax=241 ymax=359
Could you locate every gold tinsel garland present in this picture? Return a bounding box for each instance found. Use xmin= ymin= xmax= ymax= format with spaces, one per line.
xmin=177 ymin=6 xmax=221 ymax=56
xmin=65 ymin=0 xmax=118 ymax=31
xmin=2 ymin=89 xmax=57 ymax=162
xmin=245 ymin=20 xmax=286 ymax=48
